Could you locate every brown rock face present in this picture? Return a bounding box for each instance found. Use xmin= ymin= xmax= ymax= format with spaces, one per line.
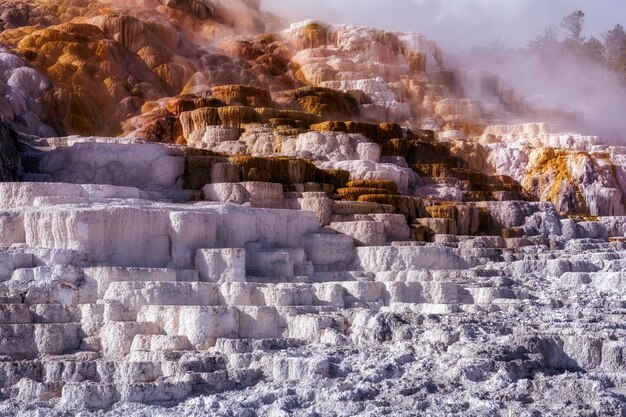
xmin=2 ymin=22 xmax=170 ymax=136
xmin=158 ymin=0 xmax=217 ymax=20
xmin=310 ymin=121 xmax=402 ymax=144
xmin=210 ymin=85 xmax=274 ymax=108
xmin=275 ymin=87 xmax=359 ymax=120
xmin=358 ymin=195 xmax=428 ymax=221
xmin=218 ymin=35 xmax=297 ymax=90
xmin=0 ymin=118 xmax=21 ymax=181
xmin=0 ymin=1 xmax=58 ymax=30
xmin=228 ymin=155 xmax=349 ymax=188
xmin=126 ymin=108 xmax=182 ymax=144
xmin=158 ymin=0 xmax=266 ymax=32
xmin=0 ymin=0 xmax=286 ymax=138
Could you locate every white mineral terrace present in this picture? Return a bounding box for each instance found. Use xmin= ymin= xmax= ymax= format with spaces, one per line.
xmin=1 ymin=135 xmax=626 ymax=416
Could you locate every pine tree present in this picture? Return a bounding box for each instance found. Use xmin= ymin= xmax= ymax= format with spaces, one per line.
xmin=582 ymin=37 xmax=605 ymax=64
xmin=527 ymin=26 xmax=560 ymax=57
xmin=604 ymin=24 xmax=626 ymax=76
xmin=561 ymin=10 xmax=585 ymax=45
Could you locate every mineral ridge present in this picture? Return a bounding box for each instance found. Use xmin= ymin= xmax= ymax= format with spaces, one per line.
xmin=0 ymin=1 xmax=625 ymax=416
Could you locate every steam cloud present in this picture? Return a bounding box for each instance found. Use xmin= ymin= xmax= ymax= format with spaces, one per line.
xmin=262 ymin=0 xmax=626 ymax=49
xmin=262 ymin=0 xmax=626 ymax=142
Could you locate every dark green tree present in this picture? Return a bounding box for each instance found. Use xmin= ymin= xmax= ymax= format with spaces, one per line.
xmin=604 ymin=24 xmax=626 ymax=76
xmin=582 ymin=36 xmax=605 ymax=64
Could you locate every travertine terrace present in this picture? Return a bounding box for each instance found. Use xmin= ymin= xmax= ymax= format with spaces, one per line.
xmin=0 ymin=1 xmax=626 ymax=416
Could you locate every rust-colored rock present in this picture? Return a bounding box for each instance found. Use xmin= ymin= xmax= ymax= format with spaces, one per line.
xmin=3 ymin=22 xmax=170 ymax=135
xmin=336 ymin=187 xmax=390 ymax=201
xmin=210 ymin=85 xmax=274 ymax=108
xmin=228 ymin=155 xmax=349 ymax=188
xmin=357 ymin=194 xmax=427 ymax=221
xmin=126 ymin=108 xmax=182 ymax=144
xmin=276 ymin=87 xmax=359 ymax=120
xmin=345 ymin=180 xmax=398 ymax=194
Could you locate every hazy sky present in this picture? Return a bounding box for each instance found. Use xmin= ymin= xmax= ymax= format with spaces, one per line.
xmin=262 ymin=0 xmax=626 ymax=50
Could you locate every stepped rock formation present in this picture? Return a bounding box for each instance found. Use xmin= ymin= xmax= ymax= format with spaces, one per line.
xmin=0 ymin=1 xmax=626 ymax=416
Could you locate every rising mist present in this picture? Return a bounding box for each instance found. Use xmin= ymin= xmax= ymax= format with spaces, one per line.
xmin=262 ymin=0 xmax=626 ymax=142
